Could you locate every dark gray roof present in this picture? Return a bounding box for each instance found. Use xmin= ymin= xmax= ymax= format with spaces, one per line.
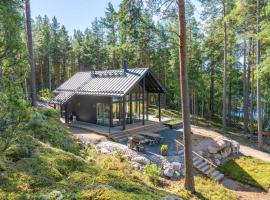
xmin=50 ymin=68 xmax=165 ymax=105
xmin=50 ymin=91 xmax=74 ymax=105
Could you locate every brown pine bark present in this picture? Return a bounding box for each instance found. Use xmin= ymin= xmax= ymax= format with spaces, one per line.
xmin=177 ymin=0 xmax=195 ymax=192
xmin=25 ymin=0 xmax=37 ymax=107
xmin=222 ymin=0 xmax=228 ymax=130
xmin=250 ymin=39 xmax=255 ymax=134
xmin=209 ymin=65 xmax=215 ymax=116
xmin=243 ymin=38 xmax=249 ymax=134
xmin=256 ymin=0 xmax=263 ymax=147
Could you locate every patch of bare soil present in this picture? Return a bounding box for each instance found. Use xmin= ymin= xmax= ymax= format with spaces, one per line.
xmin=221 ymin=178 xmax=270 ymax=200
xmin=69 ymin=127 xmax=108 ymax=144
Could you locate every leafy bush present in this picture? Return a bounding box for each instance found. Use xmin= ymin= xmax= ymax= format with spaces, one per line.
xmin=114 ymin=148 xmax=124 ymax=162
xmin=160 ymin=144 xmax=168 ymax=152
xmin=145 ymin=163 xmax=162 ymax=186
xmin=81 ymin=143 xmax=97 ymax=162
xmin=5 ymin=135 xmax=36 ymax=161
xmin=38 ymin=88 xmax=53 ymax=102
xmin=40 ymin=109 xmax=58 ymax=118
xmin=0 ymin=79 xmax=32 ymax=153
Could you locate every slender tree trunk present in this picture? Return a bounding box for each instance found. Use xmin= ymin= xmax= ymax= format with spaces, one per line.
xmin=243 ymin=38 xmax=249 ymax=133
xmin=177 ymin=0 xmax=195 ymax=192
xmin=209 ymin=65 xmax=214 ymax=116
xmin=228 ymin=79 xmax=232 ymax=125
xmin=256 ymin=0 xmax=263 ymax=147
xmin=48 ymin=44 xmax=51 ymax=91
xmin=63 ymin=55 xmax=67 ymax=82
xmin=222 ymin=0 xmax=228 ymax=130
xmin=248 ymin=38 xmax=253 ymax=134
xmin=25 ymin=0 xmax=37 ymax=107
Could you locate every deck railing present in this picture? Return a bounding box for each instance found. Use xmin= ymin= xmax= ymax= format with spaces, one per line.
xmin=174 ymin=139 xmax=217 ymax=178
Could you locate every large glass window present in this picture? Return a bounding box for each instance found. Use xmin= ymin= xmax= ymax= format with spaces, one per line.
xmin=96 ymin=103 xmax=110 ymax=126
xmin=109 ymin=83 xmax=147 ymax=127
xmin=112 ymin=102 xmax=120 ymax=126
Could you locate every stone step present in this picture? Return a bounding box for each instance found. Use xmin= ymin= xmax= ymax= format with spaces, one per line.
xmin=178 ymin=150 xmax=184 ymax=156
xmin=214 ymin=173 xmax=224 ymax=182
xmin=196 ymin=161 xmax=208 ymax=169
xmin=200 ymin=165 xmax=210 ymax=173
xmin=205 ymin=169 xmax=219 ymax=178
xmin=172 ymin=147 xmax=226 ymax=182
xmin=193 ymin=159 xmax=203 ymax=167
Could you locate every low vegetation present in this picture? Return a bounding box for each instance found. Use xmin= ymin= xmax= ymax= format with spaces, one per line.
xmin=0 ymin=82 xmax=238 ymax=199
xmin=219 ymin=156 xmax=270 ymax=191
xmin=172 ymin=177 xmax=237 ymax=200
xmin=145 ymin=163 xmax=162 ymax=186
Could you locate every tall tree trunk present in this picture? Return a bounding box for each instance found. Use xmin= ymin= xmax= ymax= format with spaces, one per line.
xmin=25 ymin=0 xmax=37 ymax=107
xmin=256 ymin=0 xmax=263 ymax=147
xmin=48 ymin=44 xmax=51 ymax=91
xmin=228 ymin=79 xmax=232 ymax=124
xmin=177 ymin=0 xmax=195 ymax=192
xmin=243 ymin=38 xmax=249 ymax=133
xmin=248 ymin=38 xmax=253 ymax=134
xmin=222 ymin=0 xmax=228 ymax=130
xmin=209 ymin=65 xmax=214 ymax=116
xmin=63 ymin=55 xmax=67 ymax=82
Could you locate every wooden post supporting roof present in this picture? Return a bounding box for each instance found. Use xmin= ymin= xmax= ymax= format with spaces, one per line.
xmin=109 ymin=97 xmax=113 ymax=127
xmin=146 ymin=92 xmax=149 ymax=120
xmin=158 ymin=93 xmax=161 ymax=122
xmin=142 ymin=77 xmax=145 ymax=125
xmin=129 ymin=93 xmax=132 ymax=124
xmin=122 ymin=96 xmax=126 ymax=130
xmin=64 ymin=104 xmax=68 ymax=123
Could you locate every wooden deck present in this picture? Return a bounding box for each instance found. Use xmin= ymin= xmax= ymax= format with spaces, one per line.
xmin=69 ymin=119 xmax=169 ymax=142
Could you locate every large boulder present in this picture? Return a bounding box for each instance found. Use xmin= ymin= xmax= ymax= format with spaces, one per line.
xmin=208 ymin=145 xmax=219 ymax=154
xmin=131 ymin=156 xmax=150 ymax=165
xmin=171 ymin=162 xmax=182 ymax=172
xmin=164 ymin=167 xmax=175 ymax=178
xmin=217 ymin=140 xmax=226 ymax=149
xmin=163 ymin=195 xmax=183 ymax=200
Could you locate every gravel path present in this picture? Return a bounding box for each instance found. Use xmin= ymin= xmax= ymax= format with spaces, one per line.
xmin=239 ymin=145 xmax=270 ymax=163
xmin=69 ymin=127 xmax=108 ymax=144
xmin=221 ymin=178 xmax=270 ymax=200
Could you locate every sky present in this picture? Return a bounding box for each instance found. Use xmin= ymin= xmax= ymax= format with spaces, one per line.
xmin=31 ymin=0 xmax=202 ymax=35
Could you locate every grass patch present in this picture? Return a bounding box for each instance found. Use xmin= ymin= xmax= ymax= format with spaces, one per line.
xmin=172 ymin=177 xmax=237 ymax=200
xmin=218 ymin=156 xmax=270 ymax=190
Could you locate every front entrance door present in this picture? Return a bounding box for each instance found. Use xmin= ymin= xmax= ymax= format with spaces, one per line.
xmin=96 ymin=103 xmax=110 ymax=126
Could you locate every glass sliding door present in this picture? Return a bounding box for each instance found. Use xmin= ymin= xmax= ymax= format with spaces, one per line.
xmin=96 ymin=103 xmax=110 ymax=126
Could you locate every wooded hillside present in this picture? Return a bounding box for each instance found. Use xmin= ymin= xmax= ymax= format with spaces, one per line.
xmin=1 ymin=0 xmax=269 ymax=132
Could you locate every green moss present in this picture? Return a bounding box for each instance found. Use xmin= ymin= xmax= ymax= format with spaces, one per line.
xmin=29 ymin=109 xmax=80 ymax=154
xmin=219 ymin=156 xmax=270 ymax=190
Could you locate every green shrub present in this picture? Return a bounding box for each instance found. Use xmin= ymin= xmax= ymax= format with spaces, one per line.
xmin=5 ymin=135 xmax=37 ymax=161
xmin=160 ymin=144 xmax=168 ymax=152
xmin=40 ymin=109 xmax=58 ymax=118
xmin=145 ymin=163 xmax=162 ymax=186
xmin=81 ymin=143 xmax=97 ymax=162
xmin=38 ymin=89 xmax=53 ymax=102
xmin=114 ymin=148 xmax=124 ymax=162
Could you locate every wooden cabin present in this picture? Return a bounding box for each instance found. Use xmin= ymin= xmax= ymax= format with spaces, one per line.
xmin=50 ymin=62 xmax=166 ymax=130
